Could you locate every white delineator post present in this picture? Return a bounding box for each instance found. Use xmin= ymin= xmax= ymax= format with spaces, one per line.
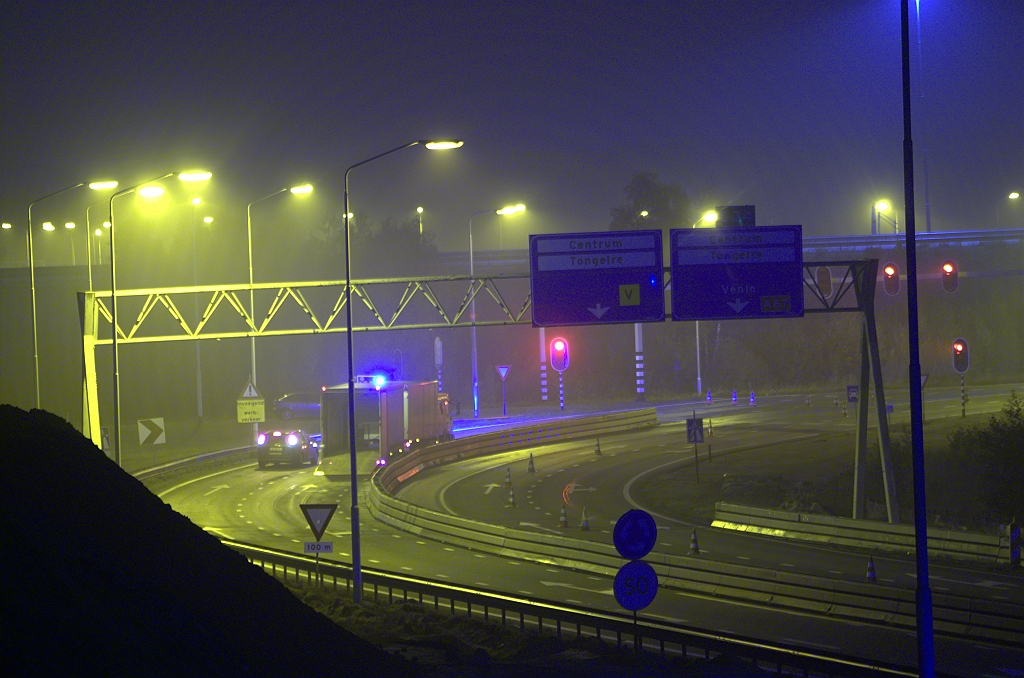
xmin=539 ymin=327 xmax=548 ymax=402
xmin=634 ymin=323 xmax=645 ymax=401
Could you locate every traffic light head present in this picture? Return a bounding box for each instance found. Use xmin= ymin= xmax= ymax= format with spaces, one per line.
xmin=882 ymin=263 xmax=900 ymax=296
xmin=952 ymin=338 xmax=969 ymax=374
xmin=550 ymin=337 xmax=570 ymax=372
xmin=941 ymin=260 xmax=959 ymax=293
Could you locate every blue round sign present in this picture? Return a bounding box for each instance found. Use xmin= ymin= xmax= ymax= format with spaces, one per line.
xmin=613 ymin=509 xmax=657 ymax=560
xmin=613 ymin=560 xmax=659 ymax=611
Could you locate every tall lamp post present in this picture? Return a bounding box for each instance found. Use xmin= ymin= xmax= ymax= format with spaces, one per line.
xmin=86 ymin=202 xmax=114 ymax=292
xmin=692 ymin=210 xmax=718 ymax=394
xmin=996 ymin=191 xmax=1020 ymax=229
xmin=871 ymin=199 xmax=898 ymax=235
xmin=416 ymin=206 xmax=424 ymax=235
xmin=469 ymin=203 xmax=525 ymax=418
xmin=344 ymin=140 xmax=462 ymax=602
xmin=109 ymin=171 xmax=211 ymax=466
xmin=246 ymin=183 xmax=313 ymax=441
xmin=28 ymin=180 xmax=118 ymax=408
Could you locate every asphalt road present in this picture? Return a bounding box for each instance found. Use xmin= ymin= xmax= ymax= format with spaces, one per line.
xmin=159 ymin=386 xmax=1024 ymax=677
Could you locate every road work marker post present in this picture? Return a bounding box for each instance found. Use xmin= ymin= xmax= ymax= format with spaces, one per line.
xmin=689 ymin=528 xmax=700 ymax=555
xmin=1009 ymin=518 xmax=1020 ymax=569
xmin=866 ymin=555 xmax=877 ymax=583
xmin=595 ymin=438 xmax=602 ymax=456
xmin=527 ymin=453 xmax=535 ymax=473
xmin=580 ymin=507 xmax=590 ymax=531
xmin=686 ymin=412 xmax=704 ymax=481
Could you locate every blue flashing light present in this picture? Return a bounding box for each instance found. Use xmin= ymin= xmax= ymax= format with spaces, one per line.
xmin=650 ymin=274 xmax=658 ymax=287
xmin=373 ymin=375 xmax=386 ymax=391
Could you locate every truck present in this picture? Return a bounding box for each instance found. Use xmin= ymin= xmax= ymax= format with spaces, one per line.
xmin=319 ymin=377 xmax=451 ymax=461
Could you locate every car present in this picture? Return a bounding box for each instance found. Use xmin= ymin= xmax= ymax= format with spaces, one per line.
xmin=273 ymin=392 xmax=321 ymax=420
xmin=256 ymin=429 xmax=318 ymax=468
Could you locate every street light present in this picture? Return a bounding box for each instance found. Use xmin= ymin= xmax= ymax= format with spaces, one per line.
xmin=110 ymin=171 xmax=210 ymax=466
xmin=343 ymin=139 xmax=462 ymax=602
xmin=28 ymin=180 xmax=117 ymax=408
xmin=469 ymin=203 xmax=526 ymax=418
xmin=872 ymin=199 xmax=898 ymax=235
xmin=417 ymin=206 xmax=424 ymax=235
xmin=996 ymin=191 xmax=1020 ymax=228
xmin=245 ymin=183 xmax=314 ymax=442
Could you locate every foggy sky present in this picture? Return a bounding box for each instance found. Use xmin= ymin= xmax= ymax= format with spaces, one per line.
xmin=2 ymin=0 xmax=1022 ymax=266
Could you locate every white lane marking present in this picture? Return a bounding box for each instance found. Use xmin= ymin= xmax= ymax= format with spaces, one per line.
xmin=781 ymin=638 xmax=840 ymax=651
xmin=475 ymin=582 xmax=489 ymax=587
xmin=828 ymin=570 xmax=843 ymax=575
xmin=781 ymin=563 xmax=795 ymax=568
xmin=736 ymin=556 xmax=750 ymax=560
xmin=483 ymin=483 xmax=501 ymax=495
xmin=157 ymin=462 xmax=254 ymax=498
xmin=907 ymin=573 xmax=1017 ymax=589
xmin=401 ymin=566 xmax=413 ymax=571
xmin=473 ymin=554 xmax=486 ymax=558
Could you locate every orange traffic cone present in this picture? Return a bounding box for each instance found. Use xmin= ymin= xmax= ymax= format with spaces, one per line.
xmin=866 ymin=556 xmax=877 ymax=583
xmin=558 ymin=506 xmax=569 ymax=528
xmin=595 ymin=438 xmax=602 ymax=456
xmin=528 ymin=453 xmax=536 ymax=473
xmin=505 ymin=484 xmax=516 ymax=508
xmin=580 ymin=507 xmax=590 ymax=531
xmin=689 ymin=528 xmax=700 ymax=555
xmin=504 ymin=466 xmax=512 ymax=487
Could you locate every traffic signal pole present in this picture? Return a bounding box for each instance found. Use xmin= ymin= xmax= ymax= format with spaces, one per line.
xmin=899 ymin=0 xmax=936 ymax=673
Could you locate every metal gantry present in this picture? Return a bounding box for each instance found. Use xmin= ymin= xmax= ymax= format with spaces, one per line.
xmin=79 ymin=259 xmax=898 ymax=522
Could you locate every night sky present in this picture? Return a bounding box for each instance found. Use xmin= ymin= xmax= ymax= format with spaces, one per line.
xmin=2 ymin=0 xmax=1022 ymax=266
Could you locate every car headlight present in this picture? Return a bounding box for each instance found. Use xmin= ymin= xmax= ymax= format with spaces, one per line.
xmin=287 ymin=434 xmax=299 ymax=446
xmin=257 ymin=433 xmax=267 ymax=445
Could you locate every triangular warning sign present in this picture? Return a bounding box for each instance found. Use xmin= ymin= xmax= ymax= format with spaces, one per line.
xmin=495 ymin=365 xmax=510 ymax=381
xmin=240 ymin=381 xmax=261 ymax=399
xmin=300 ymin=503 xmax=337 ymax=541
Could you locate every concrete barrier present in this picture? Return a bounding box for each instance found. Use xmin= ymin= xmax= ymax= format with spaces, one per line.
xmin=712 ymin=502 xmax=1013 ymax=565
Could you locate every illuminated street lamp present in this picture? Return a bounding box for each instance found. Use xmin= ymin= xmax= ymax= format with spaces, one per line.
xmin=417 ymin=206 xmax=424 ymax=235
xmin=871 ymin=199 xmax=898 ymax=235
xmin=109 ymin=171 xmax=211 ymax=466
xmin=28 ymin=180 xmax=118 ymax=408
xmin=343 ymin=139 xmax=462 ymax=602
xmin=244 ymin=183 xmax=314 ymax=442
xmin=996 ymin=191 xmax=1020 ymax=228
xmin=469 ymin=203 xmax=526 ymax=418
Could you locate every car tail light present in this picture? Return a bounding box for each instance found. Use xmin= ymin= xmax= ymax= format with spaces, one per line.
xmin=287 ymin=434 xmax=299 ymax=446
xmin=272 ymin=430 xmax=282 ymax=437
xmin=257 ymin=433 xmax=267 ymax=445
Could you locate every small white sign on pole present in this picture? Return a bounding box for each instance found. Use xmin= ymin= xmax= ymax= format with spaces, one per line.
xmin=304 ymin=541 xmax=334 ymax=554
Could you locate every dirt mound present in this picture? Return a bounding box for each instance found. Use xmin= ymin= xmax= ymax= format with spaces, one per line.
xmin=0 ymin=405 xmax=415 ymax=678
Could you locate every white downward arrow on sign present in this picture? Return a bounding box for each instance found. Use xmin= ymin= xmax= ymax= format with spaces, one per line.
xmin=727 ymin=298 xmax=749 ymax=313
xmin=588 ymin=303 xmax=609 ymax=318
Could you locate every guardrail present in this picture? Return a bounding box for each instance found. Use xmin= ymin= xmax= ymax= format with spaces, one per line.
xmin=226 ymin=539 xmax=917 ymax=678
xmin=376 ymin=408 xmax=659 ymax=494
xmin=366 ymin=415 xmax=1024 ymax=647
xmin=712 ymin=502 xmax=1017 ymax=566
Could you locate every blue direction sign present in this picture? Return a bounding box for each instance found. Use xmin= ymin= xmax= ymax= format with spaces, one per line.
xmin=613 ymin=560 xmax=659 ymax=611
xmin=530 ymin=230 xmax=664 ymax=327
xmin=686 ymin=418 xmax=704 ymax=443
xmin=613 ymin=509 xmax=658 ymax=561
xmin=670 ymin=226 xmax=803 ymax=321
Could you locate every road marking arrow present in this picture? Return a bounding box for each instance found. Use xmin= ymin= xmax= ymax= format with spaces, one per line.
xmin=540 ymin=581 xmax=614 ymax=595
xmin=588 ymin=303 xmax=609 ymax=318
xmin=483 ymin=483 xmax=501 ymax=495
xmin=726 ymin=298 xmax=749 ymax=313
xmin=203 ymin=484 xmax=229 ymax=496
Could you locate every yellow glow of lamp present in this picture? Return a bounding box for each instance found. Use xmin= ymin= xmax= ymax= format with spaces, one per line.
xmin=496 ymin=203 xmax=526 ymax=215
xmin=191 ymin=197 xmax=202 ymax=206
xmin=3 ymin=222 xmax=13 ymax=229
xmin=179 ymin=170 xmax=212 ymax=182
xmin=1010 ymin=192 xmax=1020 ymax=200
xmin=875 ymin=200 xmax=891 ymax=212
xmin=103 ymin=221 xmax=111 ymax=228
xmin=42 ymin=222 xmax=55 ymax=231
xmin=64 ymin=222 xmax=75 ymax=229
xmin=94 ymin=229 xmax=103 ymax=236
xmin=702 ymin=210 xmax=719 ymax=225
xmin=640 ymin=210 xmax=649 ymax=218
xmin=203 ymin=216 xmax=213 ymax=224
xmin=422 ymin=140 xmax=464 ymax=150
xmin=88 ymin=181 xmax=119 ymax=190
xmin=417 ymin=206 xmax=424 ymax=214
xmin=290 ymin=183 xmax=313 ymax=195
xmin=139 ymin=186 xmax=165 ymax=198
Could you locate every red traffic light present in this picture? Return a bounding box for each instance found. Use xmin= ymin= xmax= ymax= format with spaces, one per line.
xmin=952 ymin=338 xmax=969 ymax=374
xmin=941 ymin=260 xmax=959 ymax=293
xmin=882 ymin=262 xmax=900 ymax=296
xmin=549 ymin=337 xmax=570 ymax=372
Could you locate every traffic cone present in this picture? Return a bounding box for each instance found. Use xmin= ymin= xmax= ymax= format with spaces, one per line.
xmin=580 ymin=507 xmax=590 ymax=531
xmin=558 ymin=506 xmax=569 ymax=528
xmin=504 ymin=466 xmax=512 ymax=487
xmin=707 ymin=419 xmax=713 ymax=437
xmin=689 ymin=528 xmax=700 ymax=555
xmin=594 ymin=438 xmax=602 ymax=456
xmin=866 ymin=556 xmax=876 ymax=583
xmin=505 ymin=484 xmax=516 ymax=508
xmin=527 ymin=453 xmax=536 ymax=473
xmin=806 ymin=395 xmax=812 ymax=407
xmin=842 ymin=404 xmax=848 ymax=417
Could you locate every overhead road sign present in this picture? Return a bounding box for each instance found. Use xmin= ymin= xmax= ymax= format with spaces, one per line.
xmin=670 ymin=225 xmax=804 ymax=321
xmin=530 ymin=230 xmax=664 ymax=327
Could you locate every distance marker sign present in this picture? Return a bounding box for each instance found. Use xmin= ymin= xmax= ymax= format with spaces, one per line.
xmin=530 ymin=230 xmax=664 ymax=327
xmin=670 ymin=225 xmax=803 ymax=321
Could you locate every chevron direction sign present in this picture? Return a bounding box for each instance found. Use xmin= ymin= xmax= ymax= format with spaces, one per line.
xmin=137 ymin=418 xmax=166 ymax=445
